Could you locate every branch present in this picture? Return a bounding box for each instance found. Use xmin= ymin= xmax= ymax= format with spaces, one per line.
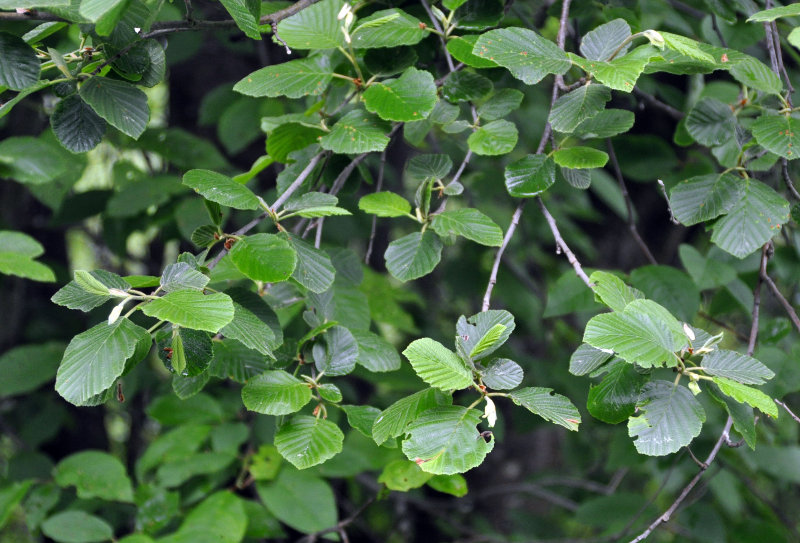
xmin=775 ymin=399 xmax=800 ymax=424
xmin=365 ymin=147 xmax=389 ymax=264
xmin=632 ymin=88 xmax=685 ymax=120
xmin=627 ymin=417 xmax=734 ymax=543
xmin=606 ymin=139 xmax=658 ymax=265
xmin=537 ymin=198 xmax=592 ymax=288
xmin=420 ymin=0 xmax=456 ymax=72
xmin=781 ymin=159 xmax=800 ymax=200
xmin=206 ymin=152 xmax=324 ymax=269
xmin=297 ymin=494 xmax=376 ymax=543
xmin=747 ymin=244 xmax=770 ymax=356
xmin=761 ymin=270 xmax=800 ymax=335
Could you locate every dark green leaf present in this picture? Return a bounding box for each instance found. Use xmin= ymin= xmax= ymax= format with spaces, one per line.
xmin=51 ymin=95 xmax=106 ymax=153
xmin=79 ymin=76 xmax=149 ymax=139
xmin=0 ymin=32 xmax=40 ymax=90
xmin=384 ymin=231 xmax=443 ymax=281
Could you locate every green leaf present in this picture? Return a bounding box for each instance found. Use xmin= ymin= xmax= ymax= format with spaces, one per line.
xmin=210 ymin=340 xmax=271 ymax=382
xmin=447 ymin=35 xmax=499 ymax=68
xmin=402 ymin=406 xmax=493 ymax=474
xmin=629 ymin=265 xmax=700 ymax=323
xmin=660 ymin=32 xmax=715 ymax=64
xmin=384 ymin=231 xmax=443 ymax=282
xmin=711 ymin=179 xmax=790 ymax=258
xmin=319 ymin=109 xmax=390 ymax=153
xmin=285 ymin=234 xmax=336 ymax=293
xmin=702 ymin=350 xmax=775 ymax=384
xmin=0 ymin=481 xmax=32 ymax=531
xmin=748 ymin=3 xmax=800 ymax=21
xmin=477 ymin=88 xmax=524 ymax=121
xmin=588 ymin=270 xmax=643 ymax=312
xmin=403 ymin=338 xmax=473 ymax=390
xmin=441 ymin=70 xmax=493 ymax=102
xmin=0 ymin=136 xmax=67 ymax=185
xmin=580 ymin=19 xmax=631 ymax=61
xmin=358 ymin=191 xmax=412 ymax=217
xmin=257 ymin=469 xmax=337 ymax=534
xmin=183 ymin=169 xmax=259 ymax=210
xmin=229 ymin=233 xmax=298 ymax=282
xmin=351 ymin=8 xmax=425 ymax=48
xmin=751 ymin=114 xmax=800 ymax=160
xmin=276 ymin=0 xmax=343 ymax=49
xmin=378 ymin=459 xmax=432 ymax=491
xmin=427 ymin=473 xmax=468 ymax=497
xmin=628 ymin=381 xmax=706 ymax=456
xmin=314 ymin=325 xmax=359 ymax=376
xmin=714 ymin=377 xmax=778 ymax=418
xmin=160 ymin=262 xmax=209 ymax=292
xmin=730 ymin=57 xmax=783 ymax=96
xmin=572 ymin=108 xmax=635 ymax=139
xmin=158 ymin=327 xmax=212 ymax=376
xmin=509 ymin=387 xmax=581 ymax=431
xmin=789 ymin=27 xmax=800 ymax=49
xmin=363 ymin=67 xmax=437 ymax=122
xmin=340 ymin=404 xmax=381 ymax=437
xmin=569 ymin=343 xmax=613 ymax=376
xmin=468 ymin=119 xmax=518 ymax=156
xmin=504 ymin=154 xmax=556 ymax=197
xmin=0 ymin=32 xmax=40 ymax=91
xmin=0 ymin=230 xmax=55 ymax=282
xmin=317 ymin=383 xmax=342 ymax=402
xmin=55 ymin=318 xmax=149 ymax=405
xmin=284 ymin=191 xmax=338 ymax=212
xmin=142 ymin=290 xmax=234 ymax=333
xmin=0 ymin=342 xmax=63 ymax=398
xmin=233 ymin=56 xmax=333 ymax=98
xmin=548 ymin=84 xmax=611 ymax=133
xmin=472 ymin=28 xmax=570 ymax=85
xmin=50 ymin=94 xmax=106 ymax=153
xmin=166 ymin=491 xmax=247 ymax=542
xmin=274 ymin=415 xmax=344 ymax=469
xmin=587 ymin=362 xmax=646 ymax=424
xmin=468 ymin=325 xmax=507 ymax=359
xmin=54 ymin=451 xmax=134 ymax=502
xmin=456 ymin=310 xmax=515 ymax=362
xmin=242 ymin=370 xmax=312 ymax=415
xmin=583 ymin=299 xmax=687 ymax=368
xmin=407 ymin=153 xmax=453 ymax=180
xmin=41 ymin=511 xmax=113 ymax=543
xmin=481 ymin=358 xmax=523 ymax=390
xmin=351 ymin=329 xmax=402 ymax=372
xmin=79 ymin=76 xmax=149 ymax=139
xmin=52 ymin=270 xmax=130 ymax=311
xmin=221 ymin=301 xmax=277 ymax=357
xmin=219 ymin=0 xmax=261 ymax=40
xmin=430 ymin=208 xmax=503 ymax=246
xmin=552 ymin=147 xmax=609 ymax=169
xmin=372 ymin=388 xmax=448 ymax=445
xmin=678 ymin=244 xmax=737 ymax=290
xmin=569 ymin=46 xmax=655 ymax=92
xmin=685 ymin=98 xmax=736 ymax=146
xmin=669 ymin=172 xmax=742 ymax=226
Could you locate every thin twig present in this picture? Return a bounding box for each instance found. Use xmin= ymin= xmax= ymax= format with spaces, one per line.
xmin=764 ymin=0 xmax=782 ymax=75
xmin=762 ymin=271 xmax=800 ymax=335
xmin=207 ymin=152 xmax=324 ymax=269
xmin=748 ymin=245 xmax=770 ymax=356
xmin=710 ymin=14 xmax=728 ymax=48
xmin=474 ymin=482 xmax=580 ymax=511
xmin=607 ymin=139 xmax=657 ymax=265
xmin=420 ymin=0 xmax=456 ymax=72
xmin=685 ymin=446 xmax=706 ymax=469
xmin=632 ymin=88 xmax=685 ymax=120
xmin=482 ymin=202 xmax=526 ymax=311
xmin=657 ymin=179 xmax=680 ymax=225
xmin=775 ymin=399 xmax=800 ymax=424
xmin=773 ymin=21 xmax=795 ymax=105
xmin=538 ymin=198 xmax=593 ymax=288
xmin=781 ymin=159 xmax=800 ymax=200
xmin=298 ymin=495 xmax=377 ymax=543
xmin=628 ymin=417 xmax=734 ymax=543
xmin=365 ymin=147 xmax=389 ymax=264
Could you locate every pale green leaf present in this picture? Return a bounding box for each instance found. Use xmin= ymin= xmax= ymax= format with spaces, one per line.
xmin=79 ymin=76 xmax=149 ymax=139
xmin=276 ymin=0 xmax=343 ymax=49
xmin=748 ymin=3 xmax=800 ymax=22
xmin=702 ymin=349 xmax=775 ymax=384
xmin=469 ymin=324 xmax=507 ymax=358
xmin=41 ymin=511 xmax=113 ymax=543
xmin=242 ymin=370 xmax=312 ymax=415
xmin=363 ymin=67 xmax=437 ymax=122
xmin=378 ymin=459 xmax=432 ymax=490
xmin=468 ymin=119 xmax=518 ymax=156
xmin=358 ymin=191 xmax=411 ymax=217
xmin=510 ymin=387 xmax=581 ymax=431
xmin=572 ymin=108 xmax=635 ymax=139
xmin=583 ymin=299 xmax=687 ymax=368
xmin=661 ymin=32 xmax=715 ymax=64
xmin=351 ymin=8 xmax=425 ymax=48
xmin=472 ymin=28 xmax=570 ymax=85
xmin=274 ymin=415 xmax=344 ymax=469
xmin=456 ymin=310 xmax=515 ymax=362
xmin=481 ymin=358 xmax=523 ymax=390
xmin=286 ymin=234 xmax=336 ymax=293
xmin=628 ymin=381 xmax=706 ymax=456
xmin=569 ymin=46 xmax=655 ymax=92
xmin=477 ymin=88 xmax=524 ymax=121
xmin=569 ymin=343 xmax=613 ymax=376
xmin=233 ymin=56 xmax=333 ymax=98
xmin=183 ymin=169 xmax=260 ymax=210
xmin=589 ymin=270 xmax=643 ymax=312
xmin=256 ymin=469 xmax=336 ymax=534
xmin=580 ymin=19 xmax=631 ymax=61
xmin=751 ymin=114 xmax=800 ymax=160
xmin=55 ymin=319 xmax=149 ymax=405
xmin=729 ymin=56 xmax=783 ymax=95
xmin=319 ymin=109 xmax=390 ymax=153
xmin=711 ymin=179 xmax=790 ymax=258
xmin=220 ymin=300 xmax=277 ymax=357
xmin=714 ymin=377 xmax=778 ymax=418
xmin=430 ymin=208 xmax=503 ymax=246
xmin=552 ymin=147 xmax=609 ymax=169
xmin=142 ymin=290 xmax=234 ymax=332
xmin=384 ymin=231 xmax=443 ymax=281
xmin=372 ymin=388 xmax=447 ymax=445
xmin=548 ymin=84 xmax=611 ymax=133
xmin=402 ymin=406 xmax=493 ymax=474
xmin=504 ymin=154 xmax=555 ymax=197
xmin=160 ymin=262 xmax=209 ymax=293
xmin=403 ymin=338 xmax=473 ymax=390
xmin=447 ymin=35 xmax=499 ymax=68
xmin=0 ymin=230 xmax=55 ymax=282
xmin=219 ymin=0 xmax=261 ymax=40
xmin=351 ymin=329 xmax=401 ymax=372
xmin=54 ymin=451 xmax=133 ymax=502
xmin=669 ymin=172 xmax=742 ymax=226
xmin=229 ymin=233 xmax=298 ymax=282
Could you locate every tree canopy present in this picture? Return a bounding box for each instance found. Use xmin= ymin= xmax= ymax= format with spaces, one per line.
xmin=1 ymin=0 xmax=800 ymax=542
